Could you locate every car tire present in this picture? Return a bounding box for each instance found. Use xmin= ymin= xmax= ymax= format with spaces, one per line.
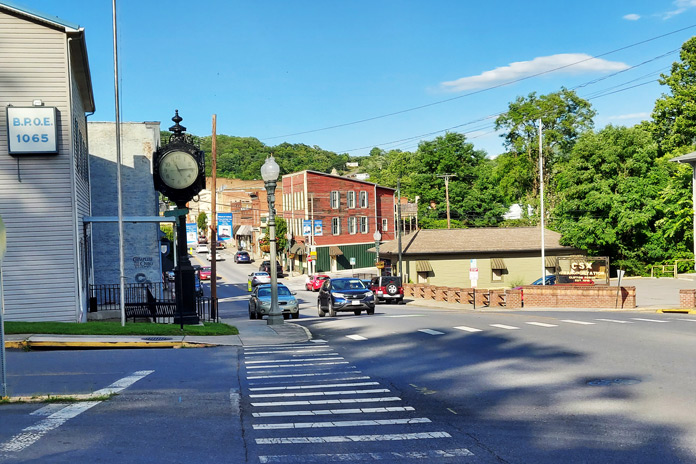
xmin=291 ymin=312 xmax=299 ymax=319
xmin=283 ymin=313 xmax=289 ymax=320
xmin=317 ymin=301 xmax=325 ymax=317
xmin=328 ymin=300 xmax=337 ymax=317
xmin=353 ymin=309 xmax=361 ymax=316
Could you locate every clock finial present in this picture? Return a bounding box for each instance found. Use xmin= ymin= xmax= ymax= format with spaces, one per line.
xmin=169 ymin=110 xmax=187 ymax=137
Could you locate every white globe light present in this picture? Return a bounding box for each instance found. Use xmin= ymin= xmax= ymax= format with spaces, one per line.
xmin=261 ymin=156 xmax=280 ymax=182
xmin=373 ymin=230 xmax=381 ymax=241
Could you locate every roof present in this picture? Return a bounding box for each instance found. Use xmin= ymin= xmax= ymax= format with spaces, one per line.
xmin=377 ymin=227 xmax=578 ymax=255
xmin=0 ymin=1 xmax=81 ymax=30
xmin=282 ymin=170 xmax=397 ymax=192
xmin=670 ymin=151 xmax=696 ymax=165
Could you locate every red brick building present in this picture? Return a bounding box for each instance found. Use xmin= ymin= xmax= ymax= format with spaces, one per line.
xmin=281 ymin=171 xmax=396 ymax=274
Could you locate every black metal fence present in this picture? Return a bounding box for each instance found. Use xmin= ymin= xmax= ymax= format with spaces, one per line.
xmin=89 ymin=283 xmax=218 ymax=323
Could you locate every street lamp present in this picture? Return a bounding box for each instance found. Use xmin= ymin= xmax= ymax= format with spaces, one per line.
xmin=373 ymin=230 xmax=382 ymax=276
xmin=261 ymin=156 xmax=283 ymax=325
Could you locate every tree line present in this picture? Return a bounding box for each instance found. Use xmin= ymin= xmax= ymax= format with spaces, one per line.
xmin=162 ymin=37 xmax=696 ymax=276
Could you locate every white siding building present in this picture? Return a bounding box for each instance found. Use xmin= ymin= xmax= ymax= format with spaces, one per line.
xmin=0 ymin=3 xmax=94 ymax=321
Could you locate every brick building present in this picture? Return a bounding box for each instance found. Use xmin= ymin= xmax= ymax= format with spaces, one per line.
xmin=281 ymin=171 xmax=396 ymax=274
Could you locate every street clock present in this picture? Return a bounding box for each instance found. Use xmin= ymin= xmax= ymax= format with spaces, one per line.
xmin=153 ymin=110 xmax=205 ymax=206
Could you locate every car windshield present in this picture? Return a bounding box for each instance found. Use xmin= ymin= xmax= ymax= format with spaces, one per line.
xmin=202 ymin=267 xmax=210 ymax=272
xmin=332 ymin=279 xmax=366 ymax=291
xmin=317 ymin=276 xmax=329 ymax=281
xmin=258 ymin=287 xmax=292 ymax=298
xmin=256 ymin=272 xmax=269 ymax=277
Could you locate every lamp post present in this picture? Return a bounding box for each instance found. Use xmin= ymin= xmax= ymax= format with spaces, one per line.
xmin=262 ymin=156 xmax=283 ymax=326
xmin=373 ymin=230 xmax=381 ymax=276
xmin=286 ymin=231 xmax=292 ymax=274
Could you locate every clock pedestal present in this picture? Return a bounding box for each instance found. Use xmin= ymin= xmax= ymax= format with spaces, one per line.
xmin=173 ymin=204 xmax=199 ymax=325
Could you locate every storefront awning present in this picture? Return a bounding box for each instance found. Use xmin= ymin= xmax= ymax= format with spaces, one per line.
xmin=290 ymin=243 xmax=306 ymax=255
xmin=545 ymin=256 xmax=558 ymax=268
xmin=329 ymin=246 xmax=343 ymax=257
xmin=415 ymin=260 xmax=433 ymax=272
xmin=236 ymin=225 xmax=253 ymax=236
xmin=490 ymin=258 xmax=507 ymax=270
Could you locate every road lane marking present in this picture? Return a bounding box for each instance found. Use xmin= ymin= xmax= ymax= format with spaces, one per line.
xmin=250 ymin=382 xmax=379 ymax=391
xmin=453 ymin=326 xmax=482 ymax=333
xmin=631 ymin=318 xmax=669 ymax=323
xmin=561 ymin=320 xmax=596 ymax=325
xmin=246 ymin=361 xmax=349 ymax=370
xmin=678 ymin=318 xmax=696 ymax=322
xmin=249 ymin=388 xmax=390 ymax=398
xmin=490 ymin=324 xmax=519 ymax=330
xmin=245 ymin=357 xmax=343 ymax=364
xmin=247 ymin=369 xmax=359 ymax=380
xmin=30 ymin=404 xmax=69 ymax=416
xmin=256 ymin=431 xmax=452 ymax=444
xmin=258 ymin=448 xmax=474 ymax=463
xmin=251 ymin=397 xmax=402 ymax=407
xmin=252 ymin=406 xmax=415 ymax=417
xmin=244 ymin=348 xmax=334 ymax=355
xmin=0 ymin=370 xmax=153 ymax=453
xmin=596 ymin=318 xmax=632 ymax=324
xmin=253 ymin=417 xmax=431 ymax=430
xmin=525 ymin=322 xmax=558 ymax=328
xmin=384 ymin=314 xmax=425 ymax=318
xmin=418 ymin=329 xmax=445 ymax=335
xmin=346 ymin=334 xmax=367 ymax=340
xmin=229 ymin=388 xmax=240 ymax=415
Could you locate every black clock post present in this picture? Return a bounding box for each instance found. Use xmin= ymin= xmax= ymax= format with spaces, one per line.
xmin=153 ymin=111 xmax=206 ymax=325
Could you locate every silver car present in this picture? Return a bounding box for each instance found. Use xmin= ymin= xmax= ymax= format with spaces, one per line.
xmin=248 ymin=284 xmax=299 ymax=320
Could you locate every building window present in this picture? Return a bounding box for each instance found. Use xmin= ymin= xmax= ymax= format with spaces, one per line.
xmin=382 ymin=218 xmax=388 ymax=231
xmin=332 ymin=217 xmax=341 ymax=235
xmin=360 ymin=216 xmax=368 ymax=234
xmin=347 ymin=191 xmax=356 ymax=209
xmin=359 ymin=191 xmax=368 ymax=208
xmin=348 ymin=217 xmax=357 ymax=234
xmin=331 ymin=191 xmax=340 ymax=209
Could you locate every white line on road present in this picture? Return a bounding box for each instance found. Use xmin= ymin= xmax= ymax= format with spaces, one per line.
xmin=631 ymin=318 xmax=669 ymax=323
xmin=418 ymin=329 xmax=445 ymax=335
xmin=256 ymin=431 xmax=451 ymax=444
xmin=250 ymin=382 xmax=379 ymax=391
xmin=596 ymin=318 xmax=633 ymax=324
xmin=253 ymin=417 xmax=431 ymax=430
xmin=245 ymin=357 xmax=343 ymax=365
xmin=678 ymin=318 xmax=696 ymax=322
xmin=561 ymin=320 xmax=596 ymax=325
xmin=251 ymin=397 xmax=403 ymax=407
xmin=30 ymin=404 xmax=69 ymax=416
xmin=246 ymin=361 xmax=349 ymax=370
xmin=249 ymin=389 xmax=390 ymax=399
xmin=453 ymin=326 xmax=482 ymax=333
xmin=244 ymin=348 xmax=334 ymax=355
xmin=384 ymin=314 xmax=425 ymax=318
xmin=252 ymin=406 xmax=415 ymax=418
xmin=258 ymin=448 xmax=474 ymax=463
xmin=525 ymin=322 xmax=558 ymax=328
xmin=0 ymin=370 xmax=153 ymax=453
xmin=229 ymin=388 xmax=240 ymax=415
xmin=246 ymin=370 xmax=359 ymax=380
xmin=346 ymin=334 xmax=367 ymax=341
xmin=490 ymin=324 xmax=519 ymax=330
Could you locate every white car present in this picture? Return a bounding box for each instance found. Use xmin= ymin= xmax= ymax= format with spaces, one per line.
xmin=207 ymin=252 xmax=224 ymax=261
xmin=196 ymin=243 xmax=208 ymax=253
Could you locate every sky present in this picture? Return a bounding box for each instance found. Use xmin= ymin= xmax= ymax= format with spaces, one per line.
xmin=15 ymin=0 xmax=696 ymax=158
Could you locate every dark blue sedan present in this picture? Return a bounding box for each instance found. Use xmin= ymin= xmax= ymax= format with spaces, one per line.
xmin=317 ymin=278 xmax=375 ymax=317
xmin=234 ymin=250 xmax=251 ymax=263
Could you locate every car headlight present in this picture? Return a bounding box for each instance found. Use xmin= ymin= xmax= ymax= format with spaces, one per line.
xmin=333 ymin=293 xmax=347 ymax=299
xmin=259 ymin=301 xmax=271 ymax=309
xmin=365 ymin=291 xmax=374 ymax=297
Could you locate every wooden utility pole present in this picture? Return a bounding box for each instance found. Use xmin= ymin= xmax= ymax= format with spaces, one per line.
xmin=437 ymin=174 xmax=456 ymax=229
xmin=210 ymin=115 xmax=217 ymax=300
xmin=539 ymin=119 xmax=546 ymax=285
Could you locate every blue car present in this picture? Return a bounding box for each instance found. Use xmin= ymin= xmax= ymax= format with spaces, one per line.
xmin=317 ymin=278 xmax=375 ymax=317
xmin=234 ymin=250 xmax=252 ymax=263
xmin=531 ymin=275 xmax=557 ymax=285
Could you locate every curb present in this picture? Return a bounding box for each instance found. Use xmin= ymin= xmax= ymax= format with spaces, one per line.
xmin=3 ymin=340 xmax=214 ymax=350
xmin=657 ymin=308 xmax=696 ymax=314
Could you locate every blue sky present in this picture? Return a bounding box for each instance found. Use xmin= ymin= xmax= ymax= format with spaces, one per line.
xmin=18 ymin=0 xmax=696 ymax=158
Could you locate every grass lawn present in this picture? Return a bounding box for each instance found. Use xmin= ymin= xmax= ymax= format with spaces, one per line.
xmin=4 ymin=321 xmax=238 ymax=336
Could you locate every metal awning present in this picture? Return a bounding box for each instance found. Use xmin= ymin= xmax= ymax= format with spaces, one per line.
xmin=415 ymin=260 xmax=433 ymax=272
xmin=290 ymin=243 xmax=306 ymax=255
xmin=236 ymin=225 xmax=253 ymax=236
xmin=545 ymin=256 xmax=558 ymax=268
xmin=490 ymin=258 xmax=507 ymax=270
xmin=329 ymin=246 xmax=343 ymax=257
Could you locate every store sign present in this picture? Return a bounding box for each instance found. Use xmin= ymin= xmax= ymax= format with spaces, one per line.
xmin=557 ymin=256 xmax=609 ymax=285
xmin=218 ymin=213 xmax=233 ymax=241
xmin=186 ymin=223 xmax=197 ymax=245
xmin=6 ymin=106 xmax=58 ymax=154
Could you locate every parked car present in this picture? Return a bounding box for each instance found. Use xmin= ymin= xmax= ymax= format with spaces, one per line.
xmin=306 ymin=274 xmax=330 ymax=292
xmin=248 ymin=283 xmax=299 ymax=320
xmin=259 ymin=260 xmax=283 ymax=276
xmin=216 ymin=241 xmax=226 ymax=250
xmin=165 ymin=270 xmax=175 ymax=282
xmin=194 ymin=270 xmax=203 ymax=297
xmin=196 ymin=243 xmax=208 ymax=253
xmin=199 ymin=266 xmax=211 ymax=280
xmin=234 ymin=250 xmax=251 ymax=263
xmin=369 ymin=275 xmax=404 ymax=304
xmin=207 ymin=252 xmax=224 ymax=261
xmin=248 ymin=272 xmax=271 ymax=288
xmin=531 ymin=275 xmax=557 ymax=286
xmin=198 ymin=236 xmax=208 ymax=244
xmin=317 ymin=278 xmax=375 ymax=317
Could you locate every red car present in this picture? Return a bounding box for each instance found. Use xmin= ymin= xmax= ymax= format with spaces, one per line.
xmin=199 ymin=267 xmax=212 ymax=281
xmin=306 ymin=274 xmax=330 ymax=292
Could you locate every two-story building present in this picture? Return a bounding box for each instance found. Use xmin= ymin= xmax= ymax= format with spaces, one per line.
xmin=281 ymin=171 xmax=395 ymax=274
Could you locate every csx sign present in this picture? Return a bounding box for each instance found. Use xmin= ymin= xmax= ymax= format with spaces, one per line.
xmin=557 ymin=256 xmax=609 ymax=285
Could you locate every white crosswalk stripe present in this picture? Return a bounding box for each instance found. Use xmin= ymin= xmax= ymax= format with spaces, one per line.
xmin=453 ymin=326 xmax=482 ymax=332
xmin=490 ymin=324 xmax=519 ymax=330
xmin=346 ymin=334 xmax=367 ymax=340
xmin=258 ymin=448 xmax=474 ymax=463
xmin=418 ymin=329 xmax=445 ymax=335
xmin=596 ymin=318 xmax=632 ymax=323
xmin=561 ymin=319 xmax=596 ymax=325
xmin=525 ymin=322 xmax=558 ymax=328
xmin=252 ymin=406 xmax=415 ymax=418
xmin=253 ymin=417 xmax=431 ymax=430
xmin=631 ymin=318 xmax=669 ymax=323
xmin=256 ymin=431 xmax=452 ymax=444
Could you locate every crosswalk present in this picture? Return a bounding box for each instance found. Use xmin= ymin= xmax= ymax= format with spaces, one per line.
xmin=241 ymin=342 xmax=489 ymax=463
xmin=341 ymin=316 xmax=695 ymax=340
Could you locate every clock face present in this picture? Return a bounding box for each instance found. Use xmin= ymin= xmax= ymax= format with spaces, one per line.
xmin=159 ymin=150 xmax=198 ymax=189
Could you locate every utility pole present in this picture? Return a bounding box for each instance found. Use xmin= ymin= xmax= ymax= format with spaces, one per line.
xmin=211 ymin=115 xmax=218 ymax=297
xmin=310 ymin=193 xmax=315 ymax=275
xmin=397 ymin=179 xmax=403 ymax=278
xmin=415 ymin=196 xmax=419 ymax=230
xmin=437 ymin=174 xmax=456 ymax=229
xmin=539 ymin=119 xmax=546 ymax=285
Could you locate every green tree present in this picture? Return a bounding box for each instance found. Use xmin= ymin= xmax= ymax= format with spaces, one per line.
xmin=651 ymin=36 xmax=696 ymax=156
xmin=197 ymin=211 xmax=208 ymax=234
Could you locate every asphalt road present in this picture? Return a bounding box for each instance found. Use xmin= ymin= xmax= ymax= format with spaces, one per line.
xmin=3 ymin=251 xmax=696 ymax=463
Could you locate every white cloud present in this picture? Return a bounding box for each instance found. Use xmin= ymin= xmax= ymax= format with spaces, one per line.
xmin=607 ymin=112 xmax=650 ymax=121
xmin=663 ymin=0 xmax=696 ymax=18
xmin=440 ymin=54 xmax=629 ymax=92
xmin=623 ymin=13 xmax=641 ymax=20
